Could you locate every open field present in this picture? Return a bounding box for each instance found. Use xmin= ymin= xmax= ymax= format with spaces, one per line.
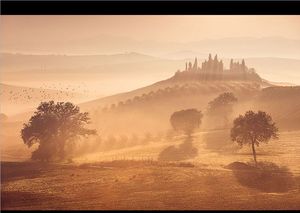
xmin=74 ymin=130 xmax=300 ymax=174
xmin=1 ymin=160 xmax=300 ymax=210
xmin=2 ymin=130 xmax=300 ymax=210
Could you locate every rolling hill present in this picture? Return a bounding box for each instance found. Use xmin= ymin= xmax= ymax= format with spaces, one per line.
xmin=252 ymin=86 xmax=300 ymax=130
xmin=2 ymin=63 xmax=300 ymax=163
xmin=5 ymin=51 xmax=300 ymax=136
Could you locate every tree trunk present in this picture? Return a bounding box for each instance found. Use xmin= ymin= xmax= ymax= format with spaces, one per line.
xmin=251 ymin=141 xmax=257 ymax=166
xmin=184 ymin=130 xmax=193 ymax=144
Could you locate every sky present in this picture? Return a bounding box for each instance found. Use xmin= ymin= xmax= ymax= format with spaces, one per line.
xmin=1 ymin=15 xmax=300 ymax=85
xmin=1 ymin=15 xmax=300 ymax=114
xmin=1 ymin=15 xmax=300 ymax=47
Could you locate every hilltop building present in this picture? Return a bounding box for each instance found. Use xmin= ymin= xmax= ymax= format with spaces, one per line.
xmin=174 ymin=54 xmax=261 ymax=82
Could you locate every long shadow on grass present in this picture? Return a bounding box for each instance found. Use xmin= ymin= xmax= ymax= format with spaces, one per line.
xmin=158 ymin=135 xmax=198 ymax=161
xmin=1 ymin=191 xmax=67 ymax=210
xmin=1 ymin=161 xmax=58 ymax=183
xmin=226 ymin=161 xmax=296 ymax=193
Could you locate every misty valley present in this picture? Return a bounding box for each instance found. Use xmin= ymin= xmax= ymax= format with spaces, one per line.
xmin=1 ymin=53 xmax=300 ymax=210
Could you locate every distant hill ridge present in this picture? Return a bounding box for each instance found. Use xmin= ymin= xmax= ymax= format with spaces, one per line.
xmin=80 ymin=54 xmax=266 ymax=111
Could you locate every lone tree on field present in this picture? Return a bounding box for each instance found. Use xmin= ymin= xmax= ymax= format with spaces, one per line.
xmin=158 ymin=109 xmax=203 ymax=161
xmin=207 ymin=92 xmax=237 ymax=127
xmin=21 ymin=101 xmax=97 ymax=161
xmin=231 ymin=110 xmax=278 ymax=165
xmin=170 ymin=108 xmax=203 ymax=137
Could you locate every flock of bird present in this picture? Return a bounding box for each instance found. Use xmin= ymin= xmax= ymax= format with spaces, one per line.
xmin=1 ymin=82 xmax=91 ymax=104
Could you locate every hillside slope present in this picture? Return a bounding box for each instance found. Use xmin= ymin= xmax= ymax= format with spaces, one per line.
xmin=252 ymin=86 xmax=300 ymax=130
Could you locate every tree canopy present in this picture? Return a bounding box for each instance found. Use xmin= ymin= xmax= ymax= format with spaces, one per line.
xmin=207 ymin=92 xmax=237 ymax=127
xmin=208 ymin=92 xmax=237 ymax=114
xmin=21 ymin=101 xmax=97 ymax=161
xmin=170 ymin=109 xmax=203 ymax=135
xmin=0 ymin=113 xmax=8 ymax=122
xmin=231 ymin=110 xmax=278 ymax=164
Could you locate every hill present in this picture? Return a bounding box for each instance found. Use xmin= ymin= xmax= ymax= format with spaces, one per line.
xmin=0 ymin=52 xmax=159 ymax=72
xmin=3 ymin=35 xmax=300 ymax=59
xmin=1 ymin=52 xmax=184 ymax=96
xmin=80 ymin=54 xmax=263 ymax=110
xmin=3 ymin=55 xmax=300 ymax=158
xmin=80 ymin=79 xmax=262 ymax=137
xmin=2 ymin=53 xmax=300 ymax=97
xmin=252 ymin=86 xmax=300 ymax=130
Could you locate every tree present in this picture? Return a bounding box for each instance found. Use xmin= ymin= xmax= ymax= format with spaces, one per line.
xmin=230 ymin=59 xmax=233 ymax=70
xmin=119 ymin=134 xmax=129 ymax=148
xmin=110 ymin=103 xmax=116 ymax=110
xmin=170 ymin=109 xmax=203 ymax=136
xmin=0 ymin=113 xmax=8 ymax=122
xmin=129 ymin=133 xmax=140 ymax=147
xmin=105 ymin=134 xmax=118 ymax=150
xmin=241 ymin=59 xmax=246 ymax=71
xmin=142 ymin=132 xmax=153 ymax=144
xmin=21 ymin=101 xmax=97 ymax=161
xmin=231 ymin=111 xmax=278 ymax=165
xmin=188 ymin=62 xmax=192 ymax=71
xmin=159 ymin=109 xmax=202 ymax=161
xmin=207 ymin=92 xmax=238 ymax=127
xmin=193 ymin=57 xmax=198 ymax=71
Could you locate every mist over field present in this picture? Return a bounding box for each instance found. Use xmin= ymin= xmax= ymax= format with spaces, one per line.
xmin=1 ymin=15 xmax=300 ymax=210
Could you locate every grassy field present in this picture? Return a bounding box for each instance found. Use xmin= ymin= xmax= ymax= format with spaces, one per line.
xmin=74 ymin=130 xmax=300 ymax=174
xmin=1 ymin=130 xmax=300 ymax=210
xmin=1 ymin=160 xmax=300 ymax=210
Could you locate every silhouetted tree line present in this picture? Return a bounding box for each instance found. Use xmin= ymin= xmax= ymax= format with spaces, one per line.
xmin=174 ymin=54 xmax=262 ymax=82
xmin=201 ymin=54 xmax=224 ymax=73
xmin=97 ymin=82 xmax=257 ymax=114
xmin=22 ymin=98 xmax=279 ymax=167
xmin=82 ymin=131 xmax=168 ymax=153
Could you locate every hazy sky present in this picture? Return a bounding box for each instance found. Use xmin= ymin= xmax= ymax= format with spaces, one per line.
xmin=1 ymin=15 xmax=300 ymax=113
xmin=1 ymin=15 xmax=300 ymax=45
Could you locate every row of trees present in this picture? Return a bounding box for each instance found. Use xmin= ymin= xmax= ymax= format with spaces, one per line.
xmin=20 ymin=101 xmax=176 ymax=161
xmin=173 ymin=68 xmax=262 ymax=82
xmin=21 ymin=91 xmax=278 ymax=165
xmin=81 ymin=132 xmax=169 ymax=154
xmin=168 ymin=93 xmax=278 ymax=165
xmin=229 ymin=59 xmax=247 ymax=73
xmin=100 ymin=84 xmax=209 ymax=113
xmin=99 ymin=82 xmax=258 ymax=114
xmin=184 ymin=54 xmax=249 ymax=73
xmin=201 ymin=54 xmax=224 ymax=72
xmin=174 ymin=54 xmax=262 ymax=82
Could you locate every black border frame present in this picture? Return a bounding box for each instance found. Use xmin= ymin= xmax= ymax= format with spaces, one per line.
xmin=1 ymin=1 xmax=300 ymax=15
xmin=1 ymin=0 xmax=300 ymax=212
